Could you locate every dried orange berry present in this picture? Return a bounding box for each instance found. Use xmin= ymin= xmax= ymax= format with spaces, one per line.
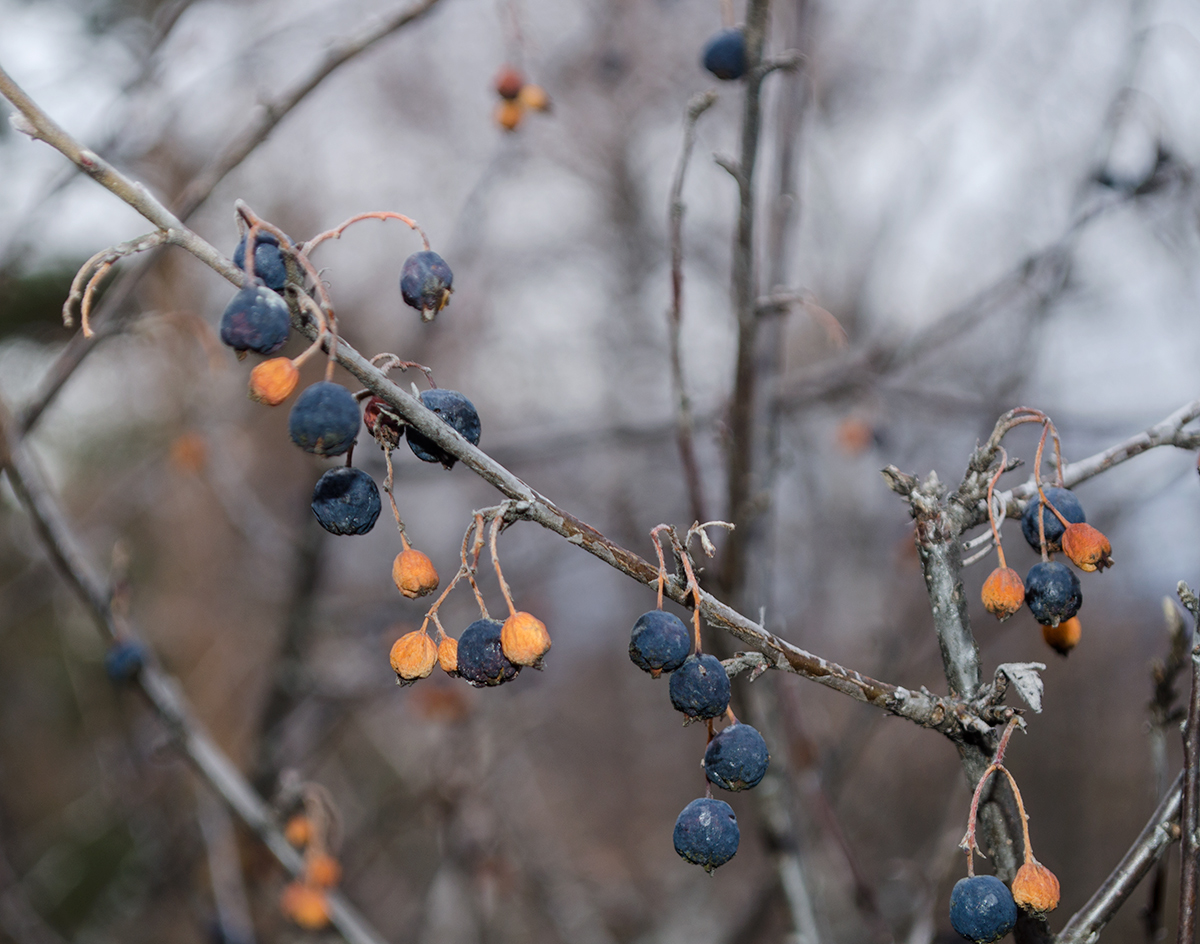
xmin=517 ymin=84 xmax=550 ymax=112
xmin=1012 ymin=860 xmax=1060 ymax=914
xmin=495 ymin=100 xmax=523 ymax=132
xmin=390 ymin=631 xmax=438 ymax=683
xmin=438 ymin=634 xmax=458 ymax=675
xmin=981 ymin=567 xmax=1025 ymax=620
xmin=284 ymin=814 xmax=312 ymax=848
xmin=494 ymin=65 xmax=524 ymax=99
xmin=500 ymin=611 xmax=551 ymax=667
xmin=249 ymin=357 xmax=299 ymax=406
xmin=305 ymin=852 xmax=342 ymax=888
xmin=393 ymin=549 xmax=439 ymax=599
xmin=1042 ymin=616 xmax=1082 ymax=656
xmin=1061 ymin=523 xmax=1113 ymax=573
xmin=280 ymin=882 xmax=329 ymax=929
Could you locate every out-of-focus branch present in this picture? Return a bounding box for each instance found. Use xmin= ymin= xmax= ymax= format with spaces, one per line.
xmin=1177 ymin=583 xmax=1200 ymax=943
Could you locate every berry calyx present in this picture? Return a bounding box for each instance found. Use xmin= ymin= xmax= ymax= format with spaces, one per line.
xmin=673 ymin=797 xmax=739 ymax=872
xmin=1042 ymin=615 xmax=1081 ymax=656
xmin=249 ymin=357 xmax=299 ymax=405
xmin=1012 ymin=860 xmax=1060 ymax=915
xmin=1061 ymin=522 xmax=1113 ymax=572
xmin=393 ymin=548 xmax=440 ymax=598
xmin=669 ymin=653 xmax=731 ymax=720
xmin=1021 ymin=486 xmax=1085 ymax=553
xmin=1025 ymin=561 xmax=1082 ymax=627
xmin=407 ymin=389 xmax=482 ymax=469
xmin=704 ymin=723 xmax=769 ymax=791
xmin=500 ymin=611 xmax=551 ymax=667
xmin=280 ymin=882 xmax=330 ymax=930
xmin=629 ymin=610 xmax=691 ymax=677
xmin=949 ymin=875 xmax=1017 ymax=943
xmin=400 ymin=250 xmax=453 ymax=321
xmin=288 ymin=382 xmax=361 ymax=457
xmin=457 ymin=618 xmax=520 ymax=687
xmin=364 ymin=395 xmax=404 ymax=448
xmin=311 ymin=467 xmax=381 ymax=536
xmin=233 ymin=230 xmax=288 ymax=291
xmin=981 ymin=567 xmax=1025 ymax=621
xmin=390 ymin=630 xmax=438 ymax=684
xmin=701 ymin=29 xmax=747 ymax=80
xmin=219 ymin=283 xmax=291 ymax=356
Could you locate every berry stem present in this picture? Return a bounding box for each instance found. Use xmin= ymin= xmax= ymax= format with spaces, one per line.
xmin=382 ymin=448 xmax=407 ymax=536
xmin=994 ymin=764 xmax=1036 ymax=866
xmin=987 ymin=447 xmax=1009 ymax=570
xmin=650 ymin=524 xmax=672 ymax=609
xmin=1033 ymin=422 xmax=1053 ymax=562
xmin=242 ymin=222 xmax=261 ymax=281
xmin=465 ymin=514 xmax=490 ymax=619
xmin=368 ymin=354 xmax=437 ymax=389
xmin=489 ymin=513 xmax=518 ymax=618
xmin=669 ymin=529 xmax=706 ymax=653
xmin=417 ymin=517 xmax=485 ymax=635
xmin=724 ymin=705 xmax=739 ymax=726
xmin=301 ymin=211 xmax=431 ymax=256
xmin=959 ymin=718 xmax=1023 ymax=875
xmin=719 ymin=0 xmax=734 ymax=28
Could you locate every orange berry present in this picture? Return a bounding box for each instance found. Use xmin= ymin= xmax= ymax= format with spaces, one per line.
xmin=284 ymin=814 xmax=312 ymax=848
xmin=438 ymin=634 xmax=458 ymax=675
xmin=249 ymin=357 xmax=299 ymax=406
xmin=1012 ymin=860 xmax=1060 ymax=914
xmin=305 ymin=852 xmax=342 ymax=888
xmin=517 ymin=83 xmax=550 ymax=112
xmin=393 ymin=549 xmax=439 ymax=599
xmin=981 ymin=566 xmax=1025 ymax=621
xmin=495 ymin=100 xmax=523 ymax=132
xmin=494 ymin=65 xmax=524 ymax=99
xmin=1042 ymin=616 xmax=1082 ymax=656
xmin=280 ymin=882 xmax=329 ymax=929
xmin=500 ymin=611 xmax=551 ymax=667
xmin=169 ymin=432 xmax=207 ymax=473
xmin=390 ymin=631 xmax=438 ymax=683
xmin=1061 ymin=522 xmax=1113 ymax=573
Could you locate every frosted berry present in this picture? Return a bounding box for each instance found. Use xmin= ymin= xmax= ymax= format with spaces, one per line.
xmin=457 ymin=618 xmax=520 ymax=687
xmin=702 ymin=29 xmax=747 ymax=80
xmin=407 ymin=389 xmax=481 ymax=469
xmin=501 ymin=611 xmax=551 ymax=667
xmin=249 ymin=357 xmax=299 ymax=405
xmin=673 ymin=798 xmax=739 ymax=872
xmin=949 ymin=875 xmax=1017 ymax=943
xmin=669 ymin=653 xmax=731 ymax=720
xmin=1021 ymin=487 xmax=1085 ymax=552
xmin=1012 ymin=861 xmax=1060 ymax=915
xmin=393 ymin=549 xmax=439 ymax=598
xmin=1025 ymin=561 xmax=1082 ymax=627
xmin=311 ymin=467 xmax=381 ymax=535
xmin=104 ymin=639 xmax=146 ymax=684
xmin=233 ymin=230 xmax=288 ymax=291
xmin=1061 ymin=523 xmax=1113 ymax=572
xmin=629 ymin=610 xmax=691 ymax=677
xmin=1042 ymin=616 xmax=1081 ymax=656
xmin=981 ymin=567 xmax=1024 ymax=621
xmin=363 ymin=395 xmax=404 ymax=448
xmin=704 ymin=723 xmax=769 ymax=791
xmin=390 ymin=630 xmax=437 ymax=684
xmin=400 ymin=250 xmax=453 ymax=321
xmin=220 ymin=283 xmax=291 ymax=356
xmin=288 ymin=382 xmax=361 ymax=457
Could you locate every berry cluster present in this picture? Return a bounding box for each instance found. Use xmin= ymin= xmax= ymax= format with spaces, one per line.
xmin=627 ymin=524 xmax=769 ymax=873
xmin=976 ymin=414 xmax=1113 ymax=656
xmin=492 ymin=64 xmax=551 ymax=132
xmin=279 ymin=792 xmax=345 ymax=931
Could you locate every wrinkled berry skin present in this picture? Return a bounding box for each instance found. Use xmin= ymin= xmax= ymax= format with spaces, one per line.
xmin=288 ymin=382 xmax=361 ymax=457
xmin=702 ymin=29 xmax=747 ymax=80
xmin=704 ymin=723 xmax=769 ymax=791
xmin=105 ymin=640 xmax=146 ymax=684
xmin=669 ymin=653 xmax=731 ymax=720
xmin=457 ymin=619 xmax=520 ymax=687
xmin=949 ymin=875 xmax=1017 ymax=943
xmin=220 ymin=284 xmax=291 ymax=355
xmin=1021 ymin=487 xmax=1085 ymax=552
xmin=233 ymin=231 xmax=288 ymax=291
xmin=629 ymin=610 xmax=691 ymax=677
xmin=311 ymin=467 xmax=381 ymax=535
xmin=407 ymin=389 xmax=481 ymax=469
xmin=1025 ymin=561 xmax=1082 ymax=626
xmin=673 ymin=798 xmax=739 ymax=872
xmin=400 ymin=250 xmax=454 ymax=320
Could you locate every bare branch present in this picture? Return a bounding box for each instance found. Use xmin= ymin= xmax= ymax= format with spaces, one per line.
xmin=1179 ymin=584 xmax=1200 ymax=943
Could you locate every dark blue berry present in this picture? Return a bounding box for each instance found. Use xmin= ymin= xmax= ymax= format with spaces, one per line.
xmin=704 ymin=723 xmax=769 ymax=791
xmin=219 ymin=284 xmax=291 ymax=355
xmin=673 ymin=798 xmax=739 ymax=872
xmin=1021 ymin=487 xmax=1085 ymax=553
xmin=233 ymin=231 xmax=288 ymax=291
xmin=311 ymin=467 xmax=381 ymax=535
xmin=1025 ymin=561 xmax=1082 ymax=627
xmin=288 ymin=382 xmax=361 ymax=457
xmin=400 ymin=250 xmax=453 ymax=321
xmin=702 ymin=29 xmax=747 ymax=80
xmin=457 ymin=619 xmax=520 ymax=687
xmin=949 ymin=875 xmax=1017 ymax=943
xmin=629 ymin=610 xmax=691 ymax=677
xmin=407 ymin=389 xmax=481 ymax=469
xmin=105 ymin=639 xmax=146 ymax=684
xmin=669 ymin=653 xmax=731 ymax=720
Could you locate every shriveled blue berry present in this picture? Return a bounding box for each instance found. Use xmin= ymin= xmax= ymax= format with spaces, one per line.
xmin=629 ymin=610 xmax=691 ymax=677
xmin=1025 ymin=561 xmax=1082 ymax=627
xmin=949 ymin=875 xmax=1017 ymax=943
xmin=702 ymin=29 xmax=747 ymax=80
xmin=704 ymin=723 xmax=769 ymax=791
xmin=669 ymin=653 xmax=731 ymax=720
xmin=400 ymin=250 xmax=453 ymax=321
xmin=105 ymin=640 xmax=146 ymax=684
xmin=457 ymin=618 xmax=520 ymax=687
xmin=233 ymin=231 xmax=288 ymax=291
xmin=673 ymin=798 xmax=739 ymax=872
xmin=288 ymin=382 xmax=361 ymax=457
xmin=220 ymin=283 xmax=291 ymax=355
xmin=1021 ymin=487 xmax=1085 ymax=552
xmin=407 ymin=389 xmax=481 ymax=469
xmin=311 ymin=467 xmax=381 ymax=535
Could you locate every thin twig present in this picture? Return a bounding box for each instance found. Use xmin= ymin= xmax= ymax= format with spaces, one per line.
xmin=1178 ymin=583 xmax=1200 ymax=943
